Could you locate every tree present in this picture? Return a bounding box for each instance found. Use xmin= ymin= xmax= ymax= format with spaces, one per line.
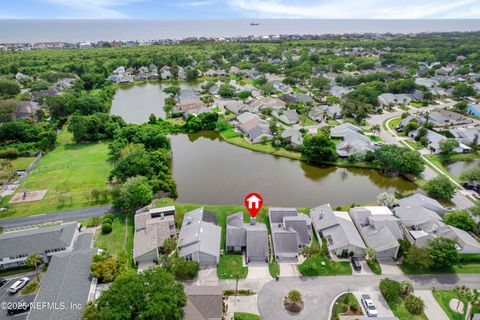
xmin=0 ymin=100 xmax=17 ymax=123
xmin=302 ymin=132 xmax=338 ymax=163
xmin=372 ymin=145 xmax=424 ymax=176
xmin=161 ymin=238 xmax=177 ymax=255
xmin=237 ymin=90 xmax=252 ymax=101
xmin=186 ymin=68 xmax=199 ymax=82
xmin=377 ymin=192 xmax=398 ymax=208
xmin=439 ymin=139 xmax=459 ymax=156
xmin=215 ymin=117 xmax=230 ymax=132
xmin=0 ymin=80 xmax=21 ymax=98
xmin=163 ymin=85 xmax=180 ymax=96
xmin=460 ymin=167 xmax=480 ymax=184
xmin=424 ymin=176 xmax=456 ymax=201
xmin=405 ymin=295 xmax=424 ymax=315
xmin=171 ymin=257 xmax=199 ymax=280
xmin=90 ymin=254 xmax=120 ymax=283
xmin=371 ymin=124 xmax=381 ymax=135
xmin=429 ymin=237 xmax=459 ymax=269
xmin=26 ymin=254 xmax=42 ymax=282
xmin=82 ymin=267 xmax=186 ymax=320
xmin=454 ymin=101 xmax=469 ymax=114
xmin=444 ymin=210 xmax=477 ymax=232
xmin=379 ymin=278 xmax=402 ymax=302
xmin=111 ymin=176 xmax=153 ymax=211
xmin=365 ymin=247 xmax=378 ymax=261
xmin=218 ymin=84 xmax=235 ymax=98
xmin=404 ymin=246 xmax=432 ymax=270
xmin=401 ymin=280 xmax=414 ymax=296
xmin=453 ymin=83 xmax=476 ymax=98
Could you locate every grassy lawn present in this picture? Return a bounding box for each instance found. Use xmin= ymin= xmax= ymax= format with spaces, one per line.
xmin=2 ymin=142 xmax=112 ymax=218
xmin=0 ymin=266 xmax=35 ymax=277
xmin=432 ymin=290 xmax=468 ymax=320
xmin=166 ymin=117 xmax=186 ymax=126
xmin=368 ymin=135 xmax=383 ymax=143
xmin=385 ymin=117 xmax=401 ymax=131
xmin=298 ymin=254 xmax=352 ymax=276
xmin=94 ymin=214 xmax=127 ymax=259
xmin=234 ymin=312 xmax=262 ymax=320
xmin=387 ymin=297 xmax=428 ymax=320
xmin=400 ymin=262 xmax=480 ymax=275
xmin=367 ymin=259 xmax=382 ymax=275
xmin=331 ymin=293 xmax=363 ymax=320
xmin=217 ymin=254 xmax=248 ymax=279
xmin=300 ymin=116 xmax=317 ymax=126
xmin=225 ymin=136 xmax=301 ymax=160
xmin=410 ymin=102 xmax=425 ymax=108
xmin=424 ymin=152 xmax=480 ymax=182
xmin=268 ymin=261 xmax=280 ymax=278
xmin=20 ymin=273 xmax=43 ymax=295
xmin=0 ymin=157 xmax=35 ymax=180
xmin=404 ymin=140 xmax=424 ymax=151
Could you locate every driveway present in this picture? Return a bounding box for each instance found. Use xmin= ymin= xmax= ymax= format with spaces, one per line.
xmin=378 ymin=260 xmax=403 ymax=276
xmin=353 ymin=291 xmax=394 ymax=317
xmin=352 ymin=260 xmax=373 ymax=276
xmin=279 ymin=262 xmax=300 ymax=277
xmin=415 ymin=290 xmax=449 ymax=320
xmin=257 ymin=274 xmax=480 ymax=320
xmin=246 ymin=262 xmax=271 ymax=281
xmin=226 ymin=294 xmax=259 ymax=317
xmin=0 ymin=276 xmax=36 ymax=320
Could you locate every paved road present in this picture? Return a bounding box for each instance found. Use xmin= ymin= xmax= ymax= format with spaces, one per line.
xmin=256 ymin=274 xmax=480 ymax=320
xmin=0 ymin=205 xmax=112 ymax=229
xmin=0 ymin=275 xmax=36 ymax=320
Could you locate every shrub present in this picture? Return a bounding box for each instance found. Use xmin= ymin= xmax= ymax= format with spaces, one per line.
xmin=288 ymin=290 xmax=302 ymax=303
xmin=84 ymin=216 xmax=102 ymax=228
xmin=405 ymin=295 xmax=424 ymax=315
xmin=103 ymin=213 xmax=115 ymax=221
xmin=424 ymin=176 xmax=456 ymax=201
xmin=101 ymin=223 xmax=112 ymax=234
xmin=0 ymin=148 xmax=19 ymax=159
xmin=102 ymin=217 xmax=113 ymax=225
xmin=379 ymin=278 xmax=402 ymax=302
xmin=171 ymin=257 xmax=199 ymax=280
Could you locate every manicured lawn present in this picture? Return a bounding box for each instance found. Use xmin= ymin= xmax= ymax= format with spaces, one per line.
xmin=367 ymin=259 xmax=382 ymax=275
xmin=331 ymin=293 xmax=362 ymax=320
xmin=217 ymin=254 xmax=248 ymax=279
xmin=298 ymin=254 xmax=352 ymax=276
xmin=387 ymin=297 xmax=428 ymax=320
xmin=400 ymin=262 xmax=480 ymax=275
xmin=3 ymin=142 xmax=112 ymax=218
xmin=368 ymin=135 xmax=383 ymax=142
xmin=225 ymin=136 xmax=301 ymax=160
xmin=300 ymin=116 xmax=317 ymax=126
xmin=94 ymin=214 xmax=127 ymax=259
xmin=432 ymin=290 xmax=468 ymax=320
xmin=218 ymin=127 xmax=243 ymax=140
xmin=269 ymin=261 xmax=280 ymax=278
xmin=234 ymin=312 xmax=261 ymax=320
xmin=404 ymin=140 xmax=424 ymax=150
xmin=385 ymin=117 xmax=401 ymax=131
xmin=166 ymin=117 xmax=186 ymax=126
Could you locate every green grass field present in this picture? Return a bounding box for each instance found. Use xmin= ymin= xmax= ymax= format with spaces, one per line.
xmin=298 ymin=254 xmax=352 ymax=276
xmin=387 ymin=296 xmax=428 ymax=320
xmin=269 ymin=261 xmax=280 ymax=278
xmin=234 ymin=312 xmax=262 ymax=320
xmin=385 ymin=117 xmax=401 ymax=131
xmin=94 ymin=214 xmax=127 ymax=259
xmin=0 ymin=157 xmax=35 ymax=180
xmin=432 ymin=290 xmax=468 ymax=320
xmin=217 ymin=254 xmax=248 ymax=279
xmin=2 ymin=142 xmax=112 ymax=218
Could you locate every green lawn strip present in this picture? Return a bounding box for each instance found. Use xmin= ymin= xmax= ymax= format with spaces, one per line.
xmin=234 ymin=312 xmax=262 ymax=320
xmin=387 ymin=296 xmax=428 ymax=320
xmin=330 ymin=293 xmax=362 ymax=320
xmin=368 ymin=135 xmax=383 ymax=142
xmin=268 ymin=261 xmax=280 ymax=278
xmin=432 ymin=290 xmax=468 ymax=320
xmin=94 ymin=214 xmax=126 ymax=259
xmin=404 ymin=140 xmax=423 ymax=150
xmin=20 ymin=272 xmax=44 ymax=295
xmin=0 ymin=266 xmax=35 ymax=277
xmin=217 ymin=254 xmax=248 ymax=279
xmin=298 ymin=254 xmax=352 ymax=276
xmin=4 ymin=142 xmax=112 ymax=218
xmin=400 ymin=261 xmax=480 ymax=275
xmin=384 ymin=117 xmax=401 ymax=131
xmin=225 ymin=136 xmax=302 ymax=160
xmin=366 ymin=259 xmax=382 ymax=275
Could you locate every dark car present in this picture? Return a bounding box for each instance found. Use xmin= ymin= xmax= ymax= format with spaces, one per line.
xmin=0 ymin=278 xmax=7 ymax=288
xmin=351 ymin=256 xmax=361 ymax=271
xmin=7 ymin=299 xmax=30 ymax=315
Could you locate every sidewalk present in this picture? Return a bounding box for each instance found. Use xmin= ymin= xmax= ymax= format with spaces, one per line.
xmin=415 ymin=290 xmax=449 ymax=320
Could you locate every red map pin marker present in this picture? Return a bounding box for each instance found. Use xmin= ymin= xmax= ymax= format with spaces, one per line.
xmin=244 ymin=193 xmax=263 ymax=218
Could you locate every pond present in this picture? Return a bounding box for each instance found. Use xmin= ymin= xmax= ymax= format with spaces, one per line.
xmin=170 ymin=132 xmax=418 ymax=207
xmin=110 ymin=82 xmax=205 ymax=124
xmin=446 ymin=159 xmax=480 ymax=177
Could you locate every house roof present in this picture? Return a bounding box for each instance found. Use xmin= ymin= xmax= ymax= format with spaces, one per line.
xmin=311 ymin=203 xmax=340 ymax=231
xmin=245 ymin=223 xmax=268 ymax=258
xmin=330 ymin=123 xmax=361 ymax=137
xmin=394 ymin=205 xmax=442 ymax=227
xmin=0 ymin=222 xmax=78 ymax=259
xmin=28 ymin=248 xmax=98 ymax=320
xmin=226 ymin=212 xmax=246 ymax=247
xmin=184 ymin=286 xmax=223 ymax=320
xmin=397 ymin=193 xmax=446 ymax=214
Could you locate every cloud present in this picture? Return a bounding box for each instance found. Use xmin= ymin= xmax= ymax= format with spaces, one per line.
xmin=178 ymin=0 xmax=217 ymax=7
xmin=44 ymin=0 xmax=143 ymax=18
xmin=226 ymin=0 xmax=479 ymax=19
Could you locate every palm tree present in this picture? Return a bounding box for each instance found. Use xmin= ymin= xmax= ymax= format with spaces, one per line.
xmin=372 ymin=124 xmax=381 ymax=136
xmin=454 ymin=286 xmax=470 ymax=319
xmin=26 ymin=254 xmax=42 ymax=282
xmin=365 ymin=247 xmax=377 ymax=261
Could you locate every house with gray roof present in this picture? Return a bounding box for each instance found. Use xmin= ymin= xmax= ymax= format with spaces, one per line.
xmin=329 ymin=85 xmax=351 ymax=98
xmin=449 ymin=127 xmax=480 ymax=146
xmin=378 ymin=93 xmax=412 ymax=108
xmin=408 ymin=129 xmax=470 ymax=154
xmin=324 ymin=104 xmax=343 ymax=119
xmin=330 ymin=123 xmax=362 ymax=138
xmin=0 ymin=222 xmax=79 ymax=270
xmin=336 ymin=130 xmax=376 ymax=158
xmin=226 ymin=212 xmax=269 ymax=263
xmin=349 ymin=207 xmax=402 ymax=259
xmin=311 ymin=204 xmax=366 ymax=257
xmin=269 ymin=208 xmax=312 ymax=261
xmin=133 ymin=206 xmax=176 ymax=269
xmin=178 ymin=208 xmax=221 ymax=265
xmin=275 ymin=109 xmax=299 ymax=125
xmin=184 ymin=286 xmax=223 ymax=320
xmin=281 ymin=128 xmax=303 ymax=148
xmin=293 ymin=93 xmax=314 ymax=104
xmin=27 ymin=248 xmax=98 ymax=320
xmin=425 ymin=109 xmax=471 ymax=127
xmin=397 ymin=193 xmax=447 ymax=216
xmin=308 ymin=106 xmax=325 ymax=122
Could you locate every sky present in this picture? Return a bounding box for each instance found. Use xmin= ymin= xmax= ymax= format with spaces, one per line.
xmin=0 ymin=0 xmax=479 ymax=19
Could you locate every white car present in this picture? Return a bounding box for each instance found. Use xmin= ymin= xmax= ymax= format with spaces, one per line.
xmin=9 ymin=277 xmax=30 ymax=294
xmin=361 ymin=294 xmax=378 ymax=317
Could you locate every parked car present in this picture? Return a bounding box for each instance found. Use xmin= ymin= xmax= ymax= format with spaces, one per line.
xmin=0 ymin=278 xmax=7 ymax=288
xmin=351 ymin=256 xmax=361 ymax=271
xmin=361 ymin=294 xmax=378 ymax=317
xmin=7 ymin=298 xmax=30 ymax=315
xmin=8 ymin=277 xmax=29 ymax=294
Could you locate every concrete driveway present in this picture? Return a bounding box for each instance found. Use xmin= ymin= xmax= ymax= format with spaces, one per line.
xmin=378 ymin=260 xmax=403 ymax=276
xmin=279 ymin=262 xmax=300 ymax=277
xmin=226 ymin=294 xmax=259 ymax=317
xmin=353 ymin=291 xmax=394 ymax=317
xmin=415 ymin=290 xmax=449 ymax=320
xmin=246 ymin=262 xmax=271 ymax=280
xmin=353 ymin=260 xmax=373 ymax=276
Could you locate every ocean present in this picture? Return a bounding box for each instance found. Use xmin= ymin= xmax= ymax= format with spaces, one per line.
xmin=1 ymin=19 xmax=480 ymax=43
